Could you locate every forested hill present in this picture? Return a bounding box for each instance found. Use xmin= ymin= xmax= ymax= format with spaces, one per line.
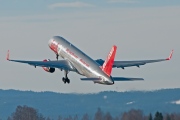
xmin=0 ymin=89 xmax=180 ymax=119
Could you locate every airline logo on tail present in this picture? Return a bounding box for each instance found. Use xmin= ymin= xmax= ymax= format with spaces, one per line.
xmin=102 ymin=45 xmax=117 ymax=76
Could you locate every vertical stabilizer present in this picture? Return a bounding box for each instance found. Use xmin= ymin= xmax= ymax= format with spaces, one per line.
xmin=102 ymin=45 xmax=117 ymax=76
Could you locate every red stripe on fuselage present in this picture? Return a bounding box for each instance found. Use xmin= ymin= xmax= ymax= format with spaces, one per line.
xmin=66 ymin=48 xmax=89 ymax=67
xmin=80 ymin=59 xmax=89 ymax=67
xmin=66 ymin=48 xmax=78 ymax=59
xmin=49 ymin=40 xmax=58 ymax=54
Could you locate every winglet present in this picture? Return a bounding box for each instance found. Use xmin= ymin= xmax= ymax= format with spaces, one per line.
xmin=166 ymin=50 xmax=174 ymax=60
xmin=6 ymin=50 xmax=10 ymax=60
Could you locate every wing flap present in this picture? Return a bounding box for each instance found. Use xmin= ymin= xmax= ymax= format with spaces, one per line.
xmin=9 ymin=59 xmax=74 ymax=71
xmin=6 ymin=50 xmax=75 ymax=71
xmin=114 ymin=59 xmax=164 ymax=68
xmin=96 ymin=50 xmax=173 ymax=69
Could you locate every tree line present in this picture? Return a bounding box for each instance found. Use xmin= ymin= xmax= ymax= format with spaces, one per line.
xmin=3 ymin=105 xmax=180 ymax=120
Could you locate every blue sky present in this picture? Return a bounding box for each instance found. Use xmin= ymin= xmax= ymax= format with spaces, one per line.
xmin=1 ymin=0 xmax=180 ymax=17
xmin=0 ymin=0 xmax=180 ymax=93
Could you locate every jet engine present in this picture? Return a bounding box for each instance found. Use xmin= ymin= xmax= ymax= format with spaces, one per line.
xmin=42 ymin=59 xmax=55 ymax=73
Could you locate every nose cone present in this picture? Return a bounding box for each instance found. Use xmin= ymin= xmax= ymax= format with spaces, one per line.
xmin=48 ymin=39 xmax=52 ymax=47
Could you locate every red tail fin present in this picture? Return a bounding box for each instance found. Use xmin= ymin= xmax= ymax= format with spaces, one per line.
xmin=102 ymin=45 xmax=117 ymax=76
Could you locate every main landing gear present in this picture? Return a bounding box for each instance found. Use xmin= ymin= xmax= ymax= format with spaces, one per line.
xmin=62 ymin=71 xmax=70 ymax=84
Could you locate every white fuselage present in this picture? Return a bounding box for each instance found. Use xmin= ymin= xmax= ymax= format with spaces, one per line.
xmin=48 ymin=36 xmax=114 ymax=85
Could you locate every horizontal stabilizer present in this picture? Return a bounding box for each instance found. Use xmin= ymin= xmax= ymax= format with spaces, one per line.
xmin=80 ymin=78 xmax=102 ymax=81
xmin=112 ymin=77 xmax=144 ymax=81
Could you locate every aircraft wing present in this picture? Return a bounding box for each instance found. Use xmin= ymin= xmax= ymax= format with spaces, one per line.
xmin=6 ymin=51 xmax=75 ymax=71
xmin=95 ymin=50 xmax=173 ymax=69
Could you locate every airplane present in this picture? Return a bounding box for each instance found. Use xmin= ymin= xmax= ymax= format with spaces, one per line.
xmin=6 ymin=36 xmax=173 ymax=85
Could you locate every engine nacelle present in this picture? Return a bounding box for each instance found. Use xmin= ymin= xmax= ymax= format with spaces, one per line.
xmin=42 ymin=59 xmax=55 ymax=73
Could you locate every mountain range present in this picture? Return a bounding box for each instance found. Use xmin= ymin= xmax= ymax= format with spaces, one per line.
xmin=0 ymin=88 xmax=180 ymax=119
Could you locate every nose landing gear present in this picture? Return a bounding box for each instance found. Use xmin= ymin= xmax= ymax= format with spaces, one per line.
xmin=56 ymin=54 xmax=59 ymax=60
